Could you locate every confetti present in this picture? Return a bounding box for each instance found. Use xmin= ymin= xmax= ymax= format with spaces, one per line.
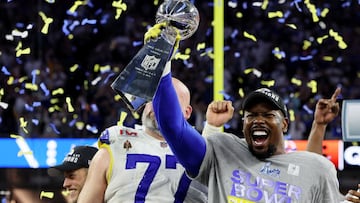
xmin=66 ymin=97 xmax=75 ymax=112
xmin=40 ymin=191 xmax=54 ymax=199
xmin=69 ymin=1 xmax=87 ymax=14
xmin=117 ymin=111 xmax=127 ymax=126
xmin=19 ymin=117 xmax=29 ymax=134
xmin=38 ymin=11 xmax=53 ymax=34
xmin=260 ymin=80 xmax=275 ymax=87
xmin=243 ymin=31 xmax=257 ymax=42
xmin=112 ymin=0 xmax=127 ymax=19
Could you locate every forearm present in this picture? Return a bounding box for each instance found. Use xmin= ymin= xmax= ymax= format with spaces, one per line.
xmin=306 ymin=122 xmax=327 ymax=154
xmin=202 ymin=122 xmax=222 ymax=137
xmin=153 ymin=74 xmax=206 ymax=175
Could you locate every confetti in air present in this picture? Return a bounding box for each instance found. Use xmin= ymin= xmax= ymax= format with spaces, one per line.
xmin=38 ymin=11 xmax=53 ymax=34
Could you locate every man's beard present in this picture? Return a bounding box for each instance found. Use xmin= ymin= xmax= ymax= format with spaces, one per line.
xmin=142 ymin=115 xmax=160 ymax=134
xmin=248 ymin=144 xmax=276 ymax=160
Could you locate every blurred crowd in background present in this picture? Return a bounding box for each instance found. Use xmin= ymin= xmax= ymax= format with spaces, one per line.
xmin=0 ymin=0 xmax=359 ymax=141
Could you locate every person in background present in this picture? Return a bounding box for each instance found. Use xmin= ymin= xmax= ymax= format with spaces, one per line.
xmin=48 ymin=145 xmax=98 ymax=203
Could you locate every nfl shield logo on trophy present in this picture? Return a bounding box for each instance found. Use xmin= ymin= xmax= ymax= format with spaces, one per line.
xmin=141 ymin=55 xmax=160 ymax=71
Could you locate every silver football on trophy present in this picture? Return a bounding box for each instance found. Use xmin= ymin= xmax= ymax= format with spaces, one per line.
xmin=156 ymin=0 xmax=200 ymax=40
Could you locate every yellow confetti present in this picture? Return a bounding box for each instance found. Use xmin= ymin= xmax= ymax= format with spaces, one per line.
xmin=174 ymin=53 xmax=190 ymax=60
xmin=70 ymin=64 xmax=79 ymax=72
xmin=69 ymin=1 xmax=87 ymax=13
xmin=238 ymin=88 xmax=244 ymax=98
xmin=25 ymin=83 xmax=38 ymax=91
xmin=291 ymin=78 xmax=302 ymax=86
xmin=52 ymin=88 xmax=64 ymax=95
xmin=7 ymin=77 xmax=14 ymax=85
xmin=285 ymin=24 xmax=297 ymax=29
xmin=16 ymin=48 xmax=31 ymax=57
xmin=117 ymin=111 xmax=127 ymax=126
xmin=320 ymin=8 xmax=329 ymax=17
xmin=307 ymin=80 xmax=317 ymax=93
xmin=15 ymin=41 xmax=23 ymax=50
xmin=48 ymin=106 xmax=55 ymax=113
xmin=132 ymin=111 xmax=140 ymax=120
xmin=19 ymin=117 xmax=29 ymax=134
xmin=304 ymin=0 xmax=319 ymax=22
xmin=38 ymin=11 xmax=53 ymax=34
xmin=236 ymin=12 xmax=243 ymax=18
xmin=100 ymin=65 xmax=111 ymax=73
xmin=153 ymin=0 xmax=159 ymax=6
xmin=322 ymin=56 xmax=333 ymax=61
xmin=66 ymin=97 xmax=75 ymax=112
xmin=261 ymin=0 xmax=269 ymax=10
xmin=302 ymin=40 xmax=311 ymax=50
xmin=84 ymin=80 xmax=89 ymax=90
xmin=260 ymin=80 xmax=275 ymax=87
xmin=316 ymin=35 xmax=328 ymax=44
xmin=75 ymin=121 xmax=85 ymax=130
xmin=40 ymin=191 xmax=54 ymax=199
xmin=114 ymin=94 xmax=121 ymax=101
xmin=48 ymin=105 xmax=61 ymax=112
xmin=185 ymin=48 xmax=191 ymax=55
xmin=268 ymin=11 xmax=283 ymax=18
xmin=197 ymin=42 xmax=206 ymax=51
xmin=273 ymin=47 xmax=284 ymax=59
xmin=10 ymin=134 xmax=24 ymax=140
xmin=329 ymin=29 xmax=347 ymax=49
xmin=206 ymin=51 xmax=214 ymax=59
xmin=244 ymin=68 xmax=254 ymax=74
xmin=19 ymin=76 xmax=28 ymax=83
xmin=50 ymin=98 xmax=59 ymax=104
xmin=243 ymin=31 xmax=257 ymax=42
xmin=112 ymin=0 xmax=127 ymax=19
xmin=94 ymin=64 xmax=100 ymax=72
xmin=289 ymin=109 xmax=295 ymax=122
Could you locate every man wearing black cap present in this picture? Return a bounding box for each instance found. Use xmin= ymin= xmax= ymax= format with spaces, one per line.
xmin=48 ymin=145 xmax=98 ymax=203
xmin=151 ymin=70 xmax=352 ymax=202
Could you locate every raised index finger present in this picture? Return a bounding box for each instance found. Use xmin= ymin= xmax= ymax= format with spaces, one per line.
xmin=330 ymin=87 xmax=341 ymax=102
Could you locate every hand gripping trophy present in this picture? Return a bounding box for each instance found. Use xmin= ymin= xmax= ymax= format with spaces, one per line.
xmin=111 ymin=0 xmax=199 ymax=112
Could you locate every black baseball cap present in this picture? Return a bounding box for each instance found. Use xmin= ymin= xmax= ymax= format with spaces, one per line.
xmin=242 ymin=88 xmax=288 ymax=117
xmin=47 ymin=146 xmax=98 ymax=177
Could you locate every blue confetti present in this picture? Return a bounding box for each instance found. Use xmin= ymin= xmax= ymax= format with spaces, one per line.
xmin=62 ymin=20 xmax=71 ymax=35
xmin=40 ymin=82 xmax=50 ymax=96
xmin=49 ymin=123 xmax=61 ymax=134
xmin=132 ymin=41 xmax=143 ymax=47
xmin=25 ymin=104 xmax=34 ymax=112
xmin=299 ymin=55 xmax=313 ymax=61
xmin=33 ymin=102 xmax=41 ymax=107
xmin=32 ymin=119 xmax=39 ymax=125
xmin=1 ymin=66 xmax=11 ymax=75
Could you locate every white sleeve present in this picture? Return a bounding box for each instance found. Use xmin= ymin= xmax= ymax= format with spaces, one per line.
xmin=202 ymin=122 xmax=222 ymax=137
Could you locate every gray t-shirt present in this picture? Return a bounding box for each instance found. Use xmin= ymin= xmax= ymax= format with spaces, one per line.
xmin=194 ymin=133 xmax=344 ymax=203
